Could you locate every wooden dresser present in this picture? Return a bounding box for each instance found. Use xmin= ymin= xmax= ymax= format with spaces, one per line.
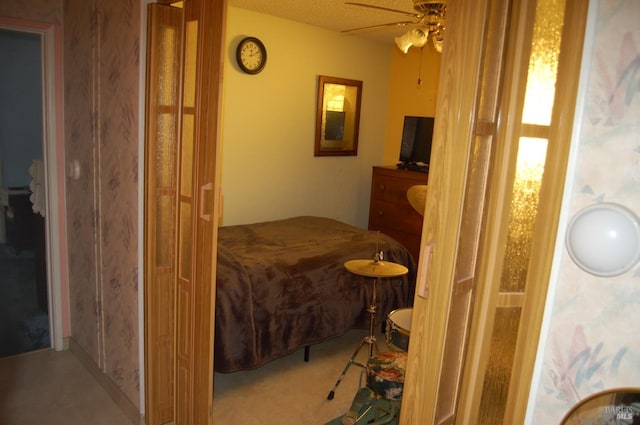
xmin=368 ymin=166 xmax=428 ymax=262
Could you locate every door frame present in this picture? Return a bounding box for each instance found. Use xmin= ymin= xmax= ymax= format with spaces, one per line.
xmin=0 ymin=18 xmax=67 ymax=352
xmin=137 ymin=0 xmax=155 ymax=414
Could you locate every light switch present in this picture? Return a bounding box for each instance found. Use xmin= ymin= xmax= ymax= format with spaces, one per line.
xmin=67 ymin=160 xmax=81 ymax=180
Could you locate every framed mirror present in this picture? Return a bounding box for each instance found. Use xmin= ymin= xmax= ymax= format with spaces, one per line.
xmin=315 ymin=75 xmax=362 ymax=156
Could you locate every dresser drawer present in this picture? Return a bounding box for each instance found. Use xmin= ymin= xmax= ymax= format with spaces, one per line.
xmin=368 ymin=166 xmax=427 ymax=262
xmin=371 ymin=169 xmax=427 ymax=202
xmin=371 ymin=175 xmax=412 ymax=203
xmin=369 ymin=199 xmax=423 ymax=234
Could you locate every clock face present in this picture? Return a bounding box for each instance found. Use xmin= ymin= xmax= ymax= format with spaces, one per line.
xmin=236 ymin=37 xmax=267 ymax=74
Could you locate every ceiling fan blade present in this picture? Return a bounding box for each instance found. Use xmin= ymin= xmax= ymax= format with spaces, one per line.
xmin=345 ymin=2 xmax=423 ymax=19
xmin=341 ymin=20 xmax=417 ymax=34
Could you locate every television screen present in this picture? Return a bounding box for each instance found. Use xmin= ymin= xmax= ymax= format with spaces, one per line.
xmin=399 ymin=116 xmax=434 ymax=170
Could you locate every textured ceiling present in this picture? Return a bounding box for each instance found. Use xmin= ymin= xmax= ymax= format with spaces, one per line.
xmin=228 ymin=0 xmax=422 ymax=44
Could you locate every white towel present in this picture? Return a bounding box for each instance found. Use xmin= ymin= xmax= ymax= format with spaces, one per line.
xmin=29 ymin=159 xmax=45 ymax=217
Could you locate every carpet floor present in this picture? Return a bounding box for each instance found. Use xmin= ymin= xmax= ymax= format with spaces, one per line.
xmin=213 ymin=329 xmax=390 ymax=425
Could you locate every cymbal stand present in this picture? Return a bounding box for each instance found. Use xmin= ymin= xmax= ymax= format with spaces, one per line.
xmin=327 ymin=271 xmax=381 ymax=400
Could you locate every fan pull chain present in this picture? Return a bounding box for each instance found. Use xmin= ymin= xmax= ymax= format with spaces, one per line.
xmin=417 ymin=47 xmax=424 ymax=85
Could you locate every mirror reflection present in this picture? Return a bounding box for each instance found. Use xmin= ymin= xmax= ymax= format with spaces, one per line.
xmin=315 ymin=75 xmax=362 ymax=156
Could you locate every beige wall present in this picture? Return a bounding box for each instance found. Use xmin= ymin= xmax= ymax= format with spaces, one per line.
xmin=221 ymin=7 xmax=440 ymax=229
xmin=383 ymin=46 xmax=441 ymax=166
xmin=221 ymin=7 xmax=394 ymax=228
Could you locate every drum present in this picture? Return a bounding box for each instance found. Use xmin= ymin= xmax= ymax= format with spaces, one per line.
xmin=385 ymin=308 xmax=412 ymax=352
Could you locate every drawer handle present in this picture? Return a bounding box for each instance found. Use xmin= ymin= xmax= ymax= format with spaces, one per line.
xmin=377 ymin=210 xmax=383 ymax=216
xmin=379 ymin=184 xmax=386 ymax=191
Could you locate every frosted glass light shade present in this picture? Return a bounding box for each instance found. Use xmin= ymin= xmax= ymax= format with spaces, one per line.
xmin=394 ymin=28 xmax=428 ymax=54
xmin=566 ymin=203 xmax=640 ymax=277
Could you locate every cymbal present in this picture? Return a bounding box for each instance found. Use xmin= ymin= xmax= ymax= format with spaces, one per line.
xmin=407 ymin=185 xmax=427 ymax=216
xmin=344 ymin=259 xmax=408 ymax=278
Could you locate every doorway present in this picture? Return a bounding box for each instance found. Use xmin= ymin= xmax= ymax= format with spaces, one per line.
xmin=0 ymin=19 xmax=66 ymax=355
xmin=0 ymin=28 xmax=49 ymax=357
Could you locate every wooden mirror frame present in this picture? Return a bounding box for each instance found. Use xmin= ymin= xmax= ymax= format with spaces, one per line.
xmin=314 ymin=75 xmax=362 ymax=156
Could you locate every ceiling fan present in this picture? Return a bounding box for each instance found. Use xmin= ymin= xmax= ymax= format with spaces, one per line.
xmin=343 ymin=0 xmax=447 ymax=53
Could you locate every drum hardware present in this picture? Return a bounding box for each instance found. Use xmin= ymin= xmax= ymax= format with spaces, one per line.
xmin=325 ymin=387 xmax=400 ymax=425
xmin=385 ymin=308 xmax=412 ymax=352
xmin=326 ymin=252 xmax=408 ymax=401
xmin=325 ymin=351 xmax=406 ymax=425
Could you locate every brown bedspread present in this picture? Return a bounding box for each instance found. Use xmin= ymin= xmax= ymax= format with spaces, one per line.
xmin=214 ymin=216 xmax=416 ymax=373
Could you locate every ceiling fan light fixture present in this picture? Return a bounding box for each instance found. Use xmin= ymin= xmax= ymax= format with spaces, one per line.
xmin=413 ymin=28 xmax=429 ymax=48
xmin=395 ymin=28 xmax=428 ymax=54
xmin=431 ymin=28 xmax=444 ymax=53
xmin=344 ymin=0 xmax=446 ymax=53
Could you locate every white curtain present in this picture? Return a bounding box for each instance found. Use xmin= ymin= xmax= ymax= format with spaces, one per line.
xmin=29 ymin=159 xmax=45 ymax=217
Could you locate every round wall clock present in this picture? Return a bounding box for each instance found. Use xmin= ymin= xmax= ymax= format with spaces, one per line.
xmin=236 ymin=36 xmax=267 ymax=74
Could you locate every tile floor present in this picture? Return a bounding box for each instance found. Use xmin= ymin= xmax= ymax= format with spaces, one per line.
xmin=0 ymin=349 xmax=134 ymax=425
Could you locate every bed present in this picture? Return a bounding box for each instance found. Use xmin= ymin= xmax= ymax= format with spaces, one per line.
xmin=214 ymin=216 xmax=416 ymax=373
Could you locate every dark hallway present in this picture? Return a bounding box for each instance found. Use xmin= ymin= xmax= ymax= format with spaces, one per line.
xmin=0 ymin=199 xmax=49 ymax=357
xmin=0 ymin=29 xmax=49 ymax=358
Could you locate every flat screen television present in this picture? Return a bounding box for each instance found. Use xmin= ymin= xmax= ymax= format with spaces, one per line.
xmin=397 ymin=116 xmax=434 ymax=173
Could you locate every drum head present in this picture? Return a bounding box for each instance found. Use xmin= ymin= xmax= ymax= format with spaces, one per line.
xmin=388 ymin=308 xmax=412 ymax=332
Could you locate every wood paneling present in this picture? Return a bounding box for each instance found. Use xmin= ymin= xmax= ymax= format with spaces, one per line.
xmin=144 ymin=1 xmax=225 ymax=423
xmin=144 ymin=4 xmax=183 ymax=423
xmin=400 ymin=0 xmax=588 ymax=423
xmin=399 ymin=0 xmax=490 ymax=421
